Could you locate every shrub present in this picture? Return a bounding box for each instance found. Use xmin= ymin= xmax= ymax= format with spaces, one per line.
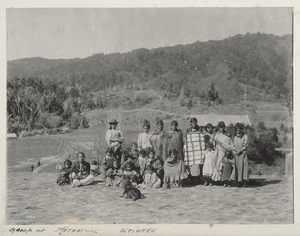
xmin=247 ymin=126 xmax=281 ymax=165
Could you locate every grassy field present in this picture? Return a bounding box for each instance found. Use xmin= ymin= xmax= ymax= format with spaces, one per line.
xmin=7 ymin=137 xmax=61 ymax=172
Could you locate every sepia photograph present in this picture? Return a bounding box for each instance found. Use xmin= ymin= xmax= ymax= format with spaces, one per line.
xmin=4 ymin=6 xmax=294 ymax=228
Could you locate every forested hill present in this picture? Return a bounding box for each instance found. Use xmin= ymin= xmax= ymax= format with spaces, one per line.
xmin=8 ymin=33 xmax=292 ymax=102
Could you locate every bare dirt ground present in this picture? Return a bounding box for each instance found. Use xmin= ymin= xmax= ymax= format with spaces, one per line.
xmin=6 ymin=173 xmax=293 ymax=225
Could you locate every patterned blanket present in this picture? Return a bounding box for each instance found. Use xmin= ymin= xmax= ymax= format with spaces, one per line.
xmin=184 ymin=132 xmax=206 ymax=166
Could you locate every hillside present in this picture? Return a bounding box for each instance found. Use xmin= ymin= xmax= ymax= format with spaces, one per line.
xmin=8 ymin=33 xmax=292 ymax=103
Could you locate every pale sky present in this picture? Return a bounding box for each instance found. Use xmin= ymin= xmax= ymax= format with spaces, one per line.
xmin=6 ymin=8 xmax=292 ymax=60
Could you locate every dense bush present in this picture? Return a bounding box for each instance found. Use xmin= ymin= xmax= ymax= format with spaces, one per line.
xmin=246 ymin=124 xmax=281 ymax=165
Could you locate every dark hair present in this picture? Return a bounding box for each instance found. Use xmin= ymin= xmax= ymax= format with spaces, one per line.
xmin=206 ymin=142 xmax=214 ymax=150
xmin=190 ymin=117 xmax=198 ymax=124
xmin=64 ymin=159 xmax=72 ymax=166
xmin=143 ymin=120 xmax=151 ymax=129
xmin=169 ymin=148 xmax=178 ymax=156
xmin=171 ymin=120 xmax=178 ymax=126
xmin=132 ymin=142 xmax=138 ymax=147
xmin=205 ymin=123 xmax=213 ymax=129
xmin=125 ymin=161 xmax=135 ymax=170
xmin=156 ymin=119 xmax=164 ymax=126
xmin=235 ymin=123 xmax=244 ymax=134
xmin=105 ymin=147 xmax=114 ymax=155
xmin=78 ymin=152 xmax=85 ymax=158
xmin=92 ymin=160 xmax=98 ymax=165
xmin=217 ymin=121 xmax=226 ymax=132
xmin=140 ymin=149 xmax=148 ymax=157
xmin=148 ymin=148 xmax=156 ymax=156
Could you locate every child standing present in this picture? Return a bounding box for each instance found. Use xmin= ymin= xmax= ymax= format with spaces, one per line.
xmin=102 ymin=148 xmax=116 ymax=180
xmin=202 ymin=142 xmax=216 ymax=186
xmin=221 ymin=151 xmax=235 ymax=187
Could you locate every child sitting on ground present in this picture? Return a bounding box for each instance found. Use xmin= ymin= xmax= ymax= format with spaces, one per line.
xmin=146 ymin=148 xmax=156 ymax=166
xmin=139 ymin=163 xmax=161 ymax=189
xmin=123 ymin=161 xmax=140 ymax=187
xmin=56 ymin=159 xmax=72 ymax=185
xmin=163 ymin=149 xmax=188 ymax=189
xmin=152 ymin=155 xmax=164 ymax=187
xmin=90 ymin=160 xmax=99 ymax=177
xmin=106 ymin=161 xmax=123 ymax=187
xmin=130 ymin=142 xmax=140 ymax=159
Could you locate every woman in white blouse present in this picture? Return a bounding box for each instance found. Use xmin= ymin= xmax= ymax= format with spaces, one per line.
xmin=105 ymin=119 xmax=124 ymax=147
xmin=137 ymin=120 xmax=152 ymax=150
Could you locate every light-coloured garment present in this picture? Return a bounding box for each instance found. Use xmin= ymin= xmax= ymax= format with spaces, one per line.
xmin=105 ymin=129 xmax=124 ymax=146
xmin=137 ymin=132 xmax=152 ymax=149
xmin=231 ymin=134 xmax=249 ymax=182
xmin=139 ymin=171 xmax=161 ymax=189
xmin=212 ymin=132 xmax=233 ymax=181
xmin=72 ymin=173 xmax=94 ymax=187
xmin=137 ymin=156 xmax=147 ymax=176
xmin=202 ymin=150 xmax=216 ymax=178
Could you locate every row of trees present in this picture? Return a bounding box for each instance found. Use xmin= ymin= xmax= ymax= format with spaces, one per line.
xmin=7 ymin=77 xmax=92 ymax=134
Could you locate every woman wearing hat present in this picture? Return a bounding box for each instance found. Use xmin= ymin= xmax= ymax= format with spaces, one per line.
xmin=105 ymin=119 xmax=124 ymax=147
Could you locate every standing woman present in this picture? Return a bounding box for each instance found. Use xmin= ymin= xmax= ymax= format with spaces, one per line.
xmin=184 ymin=118 xmax=206 ymax=185
xmin=137 ymin=120 xmax=152 ymax=150
xmin=231 ymin=123 xmax=249 ymax=187
xmin=105 ymin=119 xmax=124 ymax=147
xmin=149 ymin=120 xmax=168 ymax=162
xmin=167 ymin=120 xmax=184 ymax=160
xmin=212 ymin=121 xmax=233 ymax=183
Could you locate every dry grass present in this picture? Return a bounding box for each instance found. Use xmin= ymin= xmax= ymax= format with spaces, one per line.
xmin=6 ymin=173 xmax=293 ymax=224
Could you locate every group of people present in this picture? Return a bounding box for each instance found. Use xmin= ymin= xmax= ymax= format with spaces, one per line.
xmin=56 ymin=117 xmax=249 ymax=189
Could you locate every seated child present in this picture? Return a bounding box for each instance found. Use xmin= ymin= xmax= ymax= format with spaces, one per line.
xmin=106 ymin=161 xmax=123 ymax=187
xmin=202 ymin=142 xmax=216 ymax=186
xmin=90 ymin=160 xmax=99 ymax=177
xmin=152 ymin=155 xmax=164 ymax=186
xmin=146 ymin=148 xmax=156 ymax=166
xmin=56 ymin=159 xmax=72 ymax=185
xmin=130 ymin=142 xmax=140 ymax=159
xmin=122 ymin=153 xmax=138 ymax=170
xmin=163 ymin=149 xmax=189 ymax=189
xmin=139 ymin=164 xmax=161 ymax=189
xmin=137 ymin=149 xmax=148 ymax=177
xmin=123 ymin=161 xmax=140 ymax=187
